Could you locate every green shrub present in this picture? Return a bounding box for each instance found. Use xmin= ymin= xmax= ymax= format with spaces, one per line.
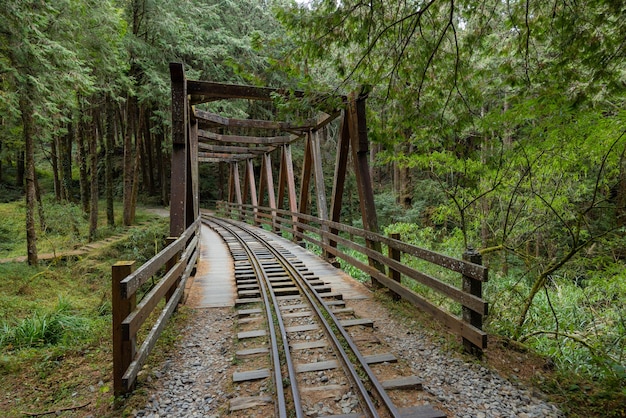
xmin=0 ymin=297 xmax=91 ymax=350
xmin=113 ymin=218 xmax=168 ymax=262
xmin=43 ymin=199 xmax=83 ymax=237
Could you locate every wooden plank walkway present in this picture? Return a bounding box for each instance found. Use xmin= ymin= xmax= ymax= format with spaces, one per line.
xmin=184 ymin=223 xmax=236 ymax=308
xmin=184 ymin=220 xmax=371 ymax=308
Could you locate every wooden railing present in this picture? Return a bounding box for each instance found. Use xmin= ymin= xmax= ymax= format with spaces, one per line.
xmin=112 ymin=217 xmax=201 ymax=395
xmin=215 ymin=202 xmax=488 ymax=354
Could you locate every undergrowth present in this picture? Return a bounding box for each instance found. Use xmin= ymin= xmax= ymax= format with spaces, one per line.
xmin=319 ymin=219 xmax=626 ymax=417
xmin=0 ymin=204 xmax=169 ymax=417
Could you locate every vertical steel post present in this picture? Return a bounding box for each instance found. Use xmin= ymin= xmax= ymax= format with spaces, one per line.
xmin=347 ymin=91 xmax=385 ymax=287
xmin=169 ymin=63 xmax=187 ymax=237
xmin=328 ymin=114 xmax=351 ymax=267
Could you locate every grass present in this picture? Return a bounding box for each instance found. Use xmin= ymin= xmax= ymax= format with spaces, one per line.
xmin=0 ymin=199 xmax=176 ymax=417
xmin=0 ymin=297 xmax=91 ymax=349
xmin=0 ymin=197 xmax=126 ymax=260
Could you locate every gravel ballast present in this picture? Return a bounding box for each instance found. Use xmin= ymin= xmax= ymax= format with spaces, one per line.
xmin=132 ymin=299 xmax=564 ymax=418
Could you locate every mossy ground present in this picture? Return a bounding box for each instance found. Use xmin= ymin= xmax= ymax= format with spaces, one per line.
xmin=0 ymin=199 xmax=188 ymax=417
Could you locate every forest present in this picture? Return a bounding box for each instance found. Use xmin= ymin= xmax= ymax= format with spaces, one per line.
xmin=1 ymin=0 xmax=625 ymax=415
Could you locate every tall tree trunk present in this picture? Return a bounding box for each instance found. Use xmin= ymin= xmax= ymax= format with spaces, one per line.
xmin=393 ymin=159 xmax=400 ymax=203
xmin=139 ymin=117 xmax=149 ymax=194
xmin=129 ymin=106 xmax=143 ymax=224
xmin=122 ymin=133 xmax=134 ymax=226
xmin=123 ymin=96 xmax=136 ymax=226
xmin=77 ymin=113 xmax=89 ymax=214
xmin=616 ymin=145 xmax=626 ymax=228
xmin=144 ymin=110 xmax=155 ymax=196
xmin=105 ymin=97 xmax=115 ymax=227
xmin=399 ymin=143 xmax=413 ymax=208
xmin=51 ymin=136 xmax=61 ymax=201
xmin=0 ymin=138 xmax=3 ymax=183
xmin=480 ymin=119 xmax=490 ymax=249
xmin=34 ymin=174 xmax=46 ymax=232
xmin=16 ymin=150 xmax=25 ymax=189
xmin=155 ymin=123 xmax=167 ymax=205
xmin=61 ymin=122 xmax=74 ymax=201
xmin=20 ymin=92 xmax=37 ymax=266
xmin=89 ymin=108 xmax=99 ymax=241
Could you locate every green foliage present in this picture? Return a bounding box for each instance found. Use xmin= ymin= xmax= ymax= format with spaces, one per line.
xmin=374 ymin=192 xmax=423 ymax=227
xmin=0 ymin=297 xmax=91 ymax=350
xmin=112 ymin=217 xmax=168 ymax=263
xmin=485 ymin=268 xmax=626 ymax=382
xmin=42 ymin=200 xmax=84 ymax=237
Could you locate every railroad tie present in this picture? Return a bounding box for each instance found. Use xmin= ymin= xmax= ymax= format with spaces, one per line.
xmin=398 ymin=405 xmax=447 ymax=418
xmin=381 ymin=376 xmax=423 ymax=391
xmin=295 ymin=360 xmax=339 ymax=373
xmin=235 ymin=297 xmax=262 ymax=305
xmin=363 ymin=353 xmax=397 ymax=364
xmin=235 ymin=347 xmax=269 ymax=358
xmin=232 ymin=369 xmax=270 ymax=382
xmin=229 ymin=396 xmax=273 ymax=412
xmin=237 ymin=329 xmax=266 ymax=339
xmin=340 ymin=318 xmax=374 ymax=328
xmin=237 ymin=308 xmax=262 ymax=317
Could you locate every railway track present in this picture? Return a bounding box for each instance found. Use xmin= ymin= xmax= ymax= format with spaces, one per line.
xmin=203 ymin=216 xmax=446 ymax=418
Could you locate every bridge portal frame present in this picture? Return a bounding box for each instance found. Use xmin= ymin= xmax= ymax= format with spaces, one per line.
xmin=169 ymin=63 xmax=385 ymax=283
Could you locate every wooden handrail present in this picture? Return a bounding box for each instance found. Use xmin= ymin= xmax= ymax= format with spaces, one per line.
xmin=215 ymin=202 xmax=488 ymax=354
xmin=112 ymin=217 xmax=200 ymax=395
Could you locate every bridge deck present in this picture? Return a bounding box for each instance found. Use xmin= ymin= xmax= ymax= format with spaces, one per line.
xmin=185 ymin=221 xmax=371 ymax=308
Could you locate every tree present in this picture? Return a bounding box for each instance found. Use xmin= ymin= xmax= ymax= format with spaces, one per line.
xmin=0 ymin=0 xmax=129 ymax=259
xmin=1 ymin=0 xmax=96 ymax=264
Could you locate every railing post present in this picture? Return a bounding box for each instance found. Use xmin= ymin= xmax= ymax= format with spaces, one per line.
xmin=462 ymin=247 xmax=484 ymax=356
xmin=112 ymin=261 xmax=136 ymax=396
xmin=164 ymin=237 xmax=180 ymax=304
xmin=388 ymin=233 xmax=401 ymax=301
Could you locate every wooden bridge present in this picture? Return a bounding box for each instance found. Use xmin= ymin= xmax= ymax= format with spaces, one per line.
xmin=111 ymin=63 xmax=489 ymax=412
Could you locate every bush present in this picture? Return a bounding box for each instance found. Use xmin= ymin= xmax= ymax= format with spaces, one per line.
xmin=113 ymin=218 xmax=168 ymax=263
xmin=374 ymin=192 xmax=424 ymax=227
xmin=41 ymin=198 xmax=83 ymax=237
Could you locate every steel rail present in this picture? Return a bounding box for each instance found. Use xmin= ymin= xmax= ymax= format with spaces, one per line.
xmin=208 ymin=216 xmax=402 ymax=418
xmin=203 ymin=218 xmax=301 ymax=418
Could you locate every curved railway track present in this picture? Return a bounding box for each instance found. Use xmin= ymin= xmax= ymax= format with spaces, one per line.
xmin=203 ymin=216 xmax=446 ymax=418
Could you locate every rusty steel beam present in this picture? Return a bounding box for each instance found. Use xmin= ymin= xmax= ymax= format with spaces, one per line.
xmin=195 ymin=109 xmax=317 ymax=132
xmin=258 ymin=153 xmax=277 ymax=224
xmin=298 ymin=132 xmax=313 ymax=217
xmin=330 ymin=114 xmax=350 ymax=231
xmin=231 ymin=162 xmax=243 ymax=206
xmin=187 ymin=80 xmax=306 ymax=103
xmin=189 ymin=119 xmax=199 ymax=226
xmin=347 ymin=92 xmax=385 ymax=285
xmin=311 ymin=129 xmax=328 ymax=222
xmin=200 ymin=157 xmax=240 ymax=163
xmin=347 ymin=93 xmax=380 ymax=235
xmin=198 ymin=142 xmax=275 ymax=154
xmin=198 ymin=129 xmax=294 ymax=145
xmin=277 ymin=144 xmax=298 ymax=236
xmin=245 ymin=159 xmax=259 ymax=224
xmin=169 ymin=63 xmax=187 ymax=236
xmin=198 ymin=151 xmax=256 ymax=161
